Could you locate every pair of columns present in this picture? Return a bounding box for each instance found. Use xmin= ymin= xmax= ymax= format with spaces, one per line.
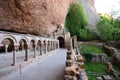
xmin=12 ymin=44 xmax=29 ymax=66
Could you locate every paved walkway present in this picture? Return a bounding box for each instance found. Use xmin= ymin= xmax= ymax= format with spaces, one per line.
xmin=1 ymin=49 xmax=67 ymax=80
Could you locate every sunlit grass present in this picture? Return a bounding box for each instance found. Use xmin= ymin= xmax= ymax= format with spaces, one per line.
xmin=79 ymin=44 xmax=104 ymax=54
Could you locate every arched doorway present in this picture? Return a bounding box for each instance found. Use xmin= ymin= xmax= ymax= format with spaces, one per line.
xmin=57 ymin=37 xmax=65 ymax=48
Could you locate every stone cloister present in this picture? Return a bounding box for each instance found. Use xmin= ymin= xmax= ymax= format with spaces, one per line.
xmin=0 ymin=31 xmax=59 ymax=66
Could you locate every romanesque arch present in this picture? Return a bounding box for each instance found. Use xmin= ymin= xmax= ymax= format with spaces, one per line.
xmin=0 ymin=35 xmax=17 ymax=45
xmin=57 ymin=36 xmax=65 ymax=48
xmin=0 ymin=35 xmax=17 ymax=53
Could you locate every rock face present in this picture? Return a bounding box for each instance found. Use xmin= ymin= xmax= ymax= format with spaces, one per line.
xmin=0 ymin=0 xmax=71 ymax=35
xmin=76 ymin=0 xmax=99 ymax=28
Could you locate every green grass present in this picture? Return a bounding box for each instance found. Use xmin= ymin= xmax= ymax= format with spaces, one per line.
xmin=79 ymin=44 xmax=104 ymax=54
xmin=87 ymin=75 xmax=96 ymax=80
xmin=113 ymin=65 xmax=120 ymax=74
xmin=85 ymin=63 xmax=106 ymax=73
xmin=85 ymin=63 xmax=107 ymax=80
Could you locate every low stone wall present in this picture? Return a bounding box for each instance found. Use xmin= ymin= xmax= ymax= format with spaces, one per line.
xmin=103 ymin=45 xmax=118 ymax=57
xmin=112 ymin=53 xmax=120 ymax=68
xmin=103 ymin=45 xmax=120 ymax=68
xmin=106 ymin=62 xmax=120 ymax=79
xmin=91 ymin=54 xmax=109 ymax=64
xmin=64 ymin=49 xmax=88 ymax=80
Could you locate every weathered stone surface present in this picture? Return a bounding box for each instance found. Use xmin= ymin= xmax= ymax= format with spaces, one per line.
xmin=66 ymin=60 xmax=73 ymax=67
xmin=0 ymin=0 xmax=71 ymax=35
xmin=76 ymin=55 xmax=84 ymax=62
xmin=76 ymin=0 xmax=99 ymax=28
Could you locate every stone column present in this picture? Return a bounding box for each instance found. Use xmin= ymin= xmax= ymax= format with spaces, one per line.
xmin=5 ymin=45 xmax=8 ymax=54
xmin=51 ymin=42 xmax=52 ymax=51
xmin=45 ymin=42 xmax=47 ymax=54
xmin=24 ymin=44 xmax=29 ymax=61
xmin=33 ymin=43 xmax=36 ymax=58
xmin=12 ymin=45 xmax=18 ymax=66
xmin=53 ymin=42 xmax=55 ymax=50
xmin=52 ymin=42 xmax=53 ymax=50
xmin=54 ymin=42 xmax=56 ymax=49
xmin=40 ymin=43 xmax=42 ymax=55
xmin=21 ymin=42 xmax=24 ymax=53
xmin=58 ymin=41 xmax=59 ymax=49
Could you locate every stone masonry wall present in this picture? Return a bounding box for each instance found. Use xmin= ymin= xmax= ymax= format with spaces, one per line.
xmin=64 ymin=49 xmax=88 ymax=80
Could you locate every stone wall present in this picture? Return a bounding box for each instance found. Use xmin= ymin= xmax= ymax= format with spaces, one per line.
xmin=64 ymin=49 xmax=88 ymax=80
xmin=91 ymin=54 xmax=109 ymax=64
xmin=103 ymin=45 xmax=120 ymax=68
xmin=113 ymin=53 xmax=120 ymax=68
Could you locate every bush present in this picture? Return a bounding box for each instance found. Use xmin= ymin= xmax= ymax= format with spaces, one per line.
xmin=82 ymin=53 xmax=95 ymax=62
xmin=97 ymin=14 xmax=115 ymax=41
xmin=65 ymin=2 xmax=87 ymax=38
xmin=79 ymin=29 xmax=97 ymax=41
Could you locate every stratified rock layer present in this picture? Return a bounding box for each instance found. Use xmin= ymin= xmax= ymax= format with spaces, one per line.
xmin=0 ymin=0 xmax=70 ymax=35
xmin=76 ymin=0 xmax=99 ymax=28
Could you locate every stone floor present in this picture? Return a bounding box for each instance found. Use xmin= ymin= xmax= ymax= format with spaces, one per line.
xmin=0 ymin=50 xmax=42 ymax=69
xmin=0 ymin=49 xmax=67 ymax=80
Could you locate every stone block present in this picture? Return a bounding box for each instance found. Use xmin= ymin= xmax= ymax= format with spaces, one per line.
xmin=66 ymin=60 xmax=73 ymax=67
xmin=67 ymin=51 xmax=72 ymax=55
xmin=102 ymin=75 xmax=112 ymax=80
xmin=77 ymin=63 xmax=84 ymax=69
xmin=96 ymin=77 xmax=103 ymax=80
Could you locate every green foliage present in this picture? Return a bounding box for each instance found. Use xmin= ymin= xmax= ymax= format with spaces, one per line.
xmin=82 ymin=53 xmax=95 ymax=62
xmin=79 ymin=29 xmax=97 ymax=41
xmin=97 ymin=14 xmax=115 ymax=41
xmin=65 ymin=3 xmax=87 ymax=37
xmin=87 ymin=76 xmax=96 ymax=80
xmin=79 ymin=44 xmax=104 ymax=54
xmin=85 ymin=63 xmax=106 ymax=73
xmin=113 ymin=19 xmax=120 ymax=28
xmin=85 ymin=63 xmax=107 ymax=80
xmin=97 ymin=14 xmax=120 ymax=42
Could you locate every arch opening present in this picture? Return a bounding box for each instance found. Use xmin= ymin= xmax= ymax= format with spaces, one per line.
xmin=0 ymin=38 xmax=14 ymax=53
xmin=57 ymin=37 xmax=65 ymax=48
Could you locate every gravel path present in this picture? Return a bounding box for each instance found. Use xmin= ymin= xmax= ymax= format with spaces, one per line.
xmin=2 ymin=49 xmax=67 ymax=80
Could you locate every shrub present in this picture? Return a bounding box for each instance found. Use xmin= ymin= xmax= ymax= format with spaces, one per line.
xmin=82 ymin=53 xmax=95 ymax=62
xmin=97 ymin=14 xmax=115 ymax=41
xmin=79 ymin=29 xmax=97 ymax=41
xmin=65 ymin=2 xmax=87 ymax=38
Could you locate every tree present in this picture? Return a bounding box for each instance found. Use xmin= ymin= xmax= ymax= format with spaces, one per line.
xmin=65 ymin=3 xmax=87 ymax=38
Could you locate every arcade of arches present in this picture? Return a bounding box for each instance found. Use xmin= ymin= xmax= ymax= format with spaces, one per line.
xmin=0 ymin=31 xmax=59 ymax=66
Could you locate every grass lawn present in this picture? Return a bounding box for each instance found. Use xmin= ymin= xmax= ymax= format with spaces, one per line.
xmin=85 ymin=63 xmax=106 ymax=73
xmin=79 ymin=44 xmax=104 ymax=55
xmin=85 ymin=63 xmax=107 ymax=80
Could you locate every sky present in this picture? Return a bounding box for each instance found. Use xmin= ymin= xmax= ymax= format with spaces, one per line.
xmin=95 ymin=0 xmax=120 ymax=14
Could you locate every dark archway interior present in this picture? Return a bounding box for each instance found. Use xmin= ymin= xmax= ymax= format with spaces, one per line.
xmin=0 ymin=38 xmax=14 ymax=53
xmin=57 ymin=37 xmax=65 ymax=48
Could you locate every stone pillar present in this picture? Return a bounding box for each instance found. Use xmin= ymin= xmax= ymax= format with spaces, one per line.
xmin=45 ymin=42 xmax=47 ymax=54
xmin=51 ymin=41 xmax=53 ymax=51
xmin=24 ymin=44 xmax=29 ymax=61
xmin=5 ymin=45 xmax=8 ymax=54
xmin=40 ymin=43 xmax=42 ymax=55
xmin=33 ymin=43 xmax=36 ymax=58
xmin=47 ymin=43 xmax=50 ymax=52
xmin=51 ymin=42 xmax=52 ymax=51
xmin=58 ymin=41 xmax=59 ymax=49
xmin=53 ymin=42 xmax=55 ymax=50
xmin=21 ymin=42 xmax=24 ymax=53
xmin=12 ymin=45 xmax=18 ymax=66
